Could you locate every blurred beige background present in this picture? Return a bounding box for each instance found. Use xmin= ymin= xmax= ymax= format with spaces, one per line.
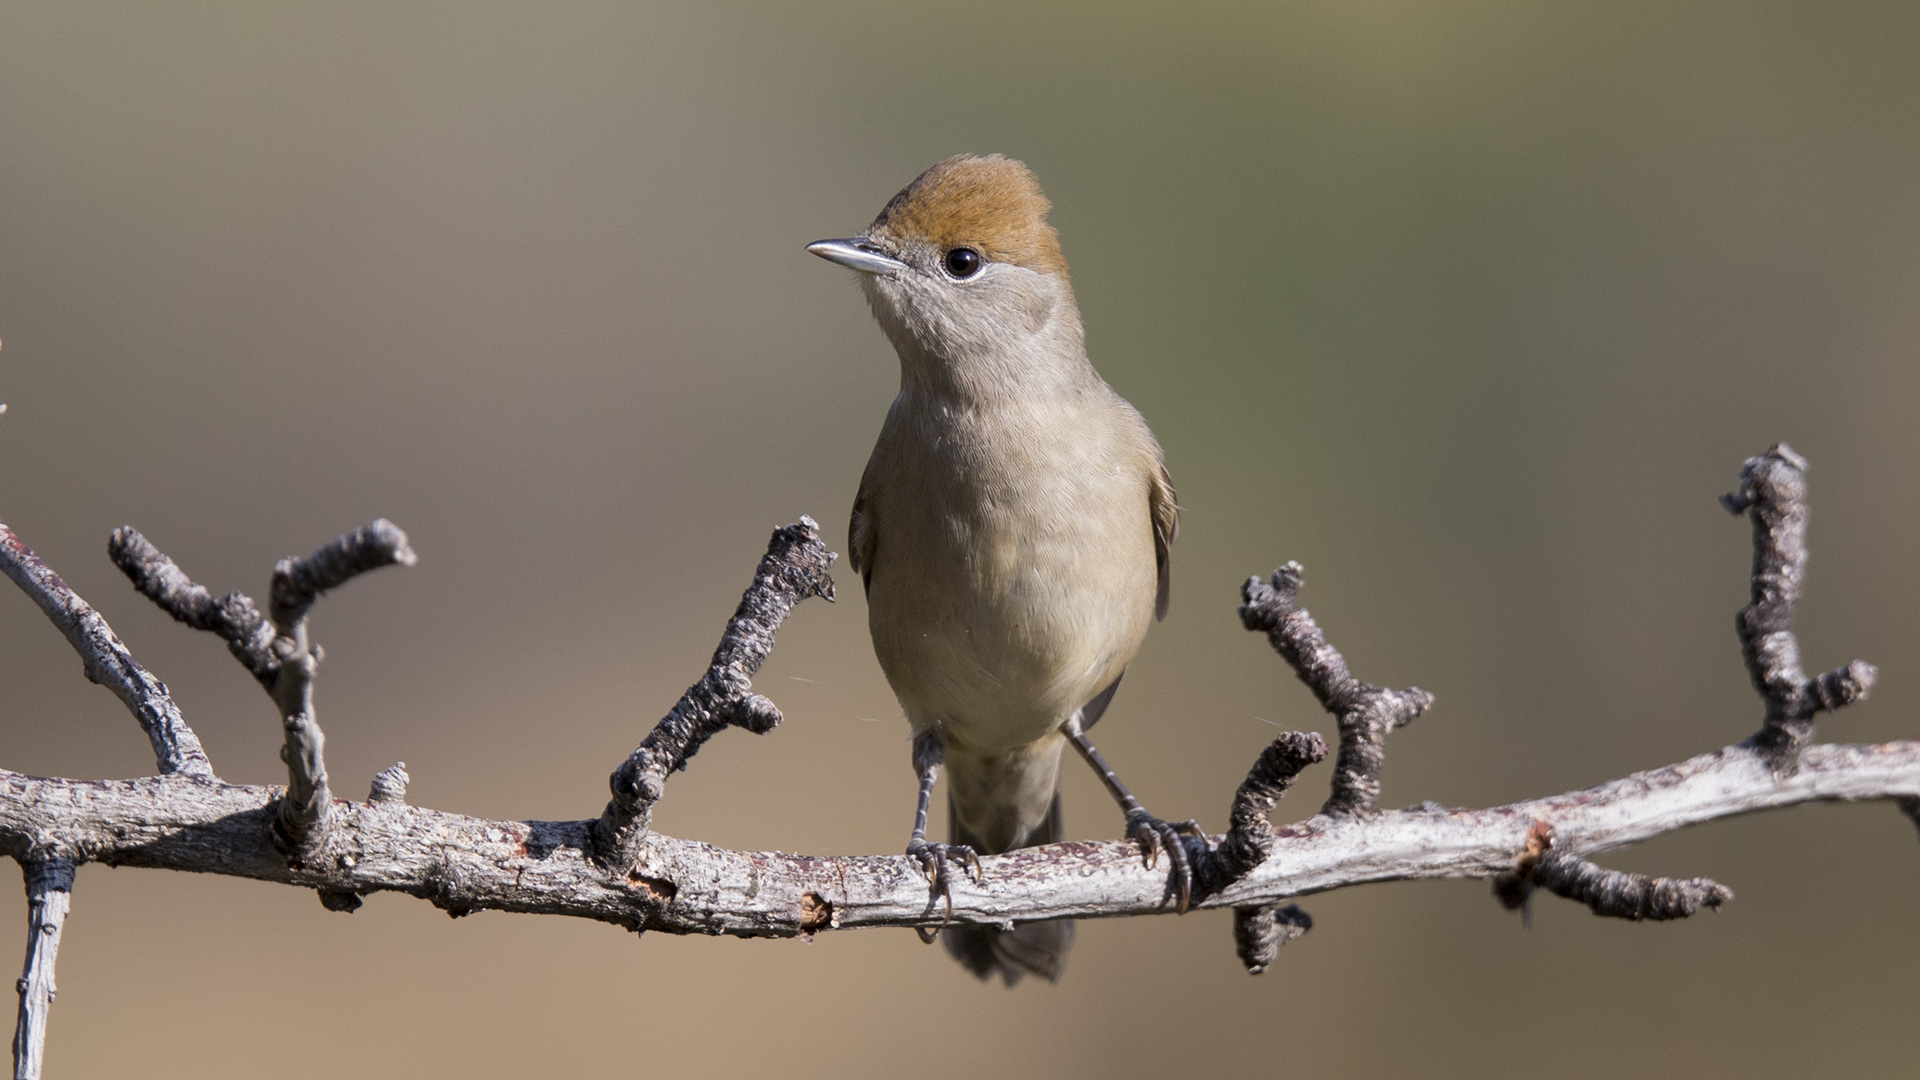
xmin=2 ymin=1 xmax=1917 ymax=1076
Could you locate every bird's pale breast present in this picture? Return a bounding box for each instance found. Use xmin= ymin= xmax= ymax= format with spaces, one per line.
xmin=862 ymin=387 xmax=1159 ymax=754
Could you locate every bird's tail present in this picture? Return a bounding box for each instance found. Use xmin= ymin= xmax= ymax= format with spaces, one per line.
xmin=941 ymin=791 xmax=1074 ymax=986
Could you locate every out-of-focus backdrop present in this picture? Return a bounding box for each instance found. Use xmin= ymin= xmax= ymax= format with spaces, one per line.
xmin=2 ymin=2 xmax=1917 ymax=1076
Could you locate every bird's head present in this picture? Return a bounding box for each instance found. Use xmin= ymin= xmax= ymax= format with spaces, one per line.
xmin=809 ymin=155 xmax=1085 ymax=388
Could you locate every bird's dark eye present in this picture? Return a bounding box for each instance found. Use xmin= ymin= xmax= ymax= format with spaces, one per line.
xmin=943 ymin=247 xmax=982 ymax=278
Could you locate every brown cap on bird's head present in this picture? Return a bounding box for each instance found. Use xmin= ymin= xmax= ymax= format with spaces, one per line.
xmin=869 ymin=155 xmax=1069 ymax=278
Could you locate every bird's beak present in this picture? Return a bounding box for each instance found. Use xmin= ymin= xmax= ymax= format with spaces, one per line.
xmin=807 ymin=237 xmax=907 ymax=276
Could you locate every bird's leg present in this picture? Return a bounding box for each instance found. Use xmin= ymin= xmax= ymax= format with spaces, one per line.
xmin=905 ymin=730 xmax=981 ymax=939
xmin=1065 ymin=719 xmax=1204 ymax=912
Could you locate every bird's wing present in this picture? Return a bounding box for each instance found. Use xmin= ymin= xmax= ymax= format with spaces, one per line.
xmin=849 ymin=476 xmax=877 ymax=595
xmin=1151 ymin=462 xmax=1179 ymax=621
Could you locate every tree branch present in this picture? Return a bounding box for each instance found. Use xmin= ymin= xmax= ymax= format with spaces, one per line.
xmin=1210 ymin=730 xmax=1328 ymax=885
xmin=108 ymin=527 xmax=276 ymax=685
xmin=1207 ymin=731 xmax=1326 ymax=971
xmin=0 ymin=741 xmax=1909 ymax=936
xmin=11 ymin=860 xmax=73 ymax=1080
xmin=594 ymin=517 xmax=835 ymax=867
xmin=0 ymin=440 xmax=1913 ymax=1064
xmin=1721 ymin=443 xmax=1877 ymax=768
xmin=1526 ymin=850 xmax=1732 ymax=920
xmin=1238 ymin=563 xmax=1434 ymax=816
xmin=0 ymin=524 xmax=212 ymax=779
xmin=109 ymin=522 xmax=415 ymax=854
xmin=1491 ymin=820 xmax=1733 ymax=921
xmin=1232 ymin=903 xmax=1310 ymax=976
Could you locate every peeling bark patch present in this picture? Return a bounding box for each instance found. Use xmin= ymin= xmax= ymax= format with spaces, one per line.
xmin=1519 ymin=820 xmax=1553 ymax=868
xmin=1492 ymin=820 xmax=1553 ymax=913
xmin=628 ymin=870 xmax=678 ymax=903
xmin=799 ymin=892 xmax=833 ymax=935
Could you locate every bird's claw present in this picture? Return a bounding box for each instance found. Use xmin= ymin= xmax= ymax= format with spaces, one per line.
xmin=1126 ymin=812 xmax=1202 ymax=913
xmin=906 ymin=839 xmax=981 ymax=927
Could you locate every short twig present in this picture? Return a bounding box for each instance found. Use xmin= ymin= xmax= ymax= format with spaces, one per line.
xmin=109 ymin=527 xmax=276 ymax=685
xmin=0 ymin=523 xmax=212 ymax=778
xmin=1232 ymin=904 xmax=1311 ymax=975
xmin=369 ymin=763 xmax=410 ymax=805
xmin=1530 ymin=851 xmax=1731 ymax=920
xmin=110 ymin=520 xmax=416 ymax=851
xmin=596 ymin=518 xmax=835 ymax=866
xmin=1209 ymin=731 xmax=1327 ymax=887
xmin=1721 ymin=444 xmax=1876 ymax=768
xmin=1239 ymin=562 xmax=1433 ymax=816
xmin=1213 ymin=730 xmax=1325 ymax=972
xmin=1492 ymin=821 xmax=1730 ymax=921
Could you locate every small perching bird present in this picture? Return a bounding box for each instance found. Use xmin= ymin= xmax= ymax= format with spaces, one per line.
xmin=809 ymin=155 xmax=1197 ymax=985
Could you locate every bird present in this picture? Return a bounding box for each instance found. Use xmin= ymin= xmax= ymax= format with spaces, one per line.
xmin=808 ymin=154 xmax=1198 ymax=986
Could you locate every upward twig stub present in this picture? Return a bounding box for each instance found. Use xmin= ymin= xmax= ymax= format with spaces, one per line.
xmin=1210 ymin=731 xmax=1327 ymax=887
xmin=597 ymin=518 xmax=835 ymax=866
xmin=1721 ymin=443 xmax=1876 ymax=769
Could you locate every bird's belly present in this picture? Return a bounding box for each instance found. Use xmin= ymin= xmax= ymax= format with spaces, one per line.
xmin=866 ymin=491 xmax=1155 ymax=753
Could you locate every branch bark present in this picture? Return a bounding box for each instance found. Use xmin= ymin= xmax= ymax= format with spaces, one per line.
xmin=595 ymin=517 xmax=835 ymax=868
xmin=109 ymin=521 xmax=415 ymax=853
xmin=1722 ymin=444 xmax=1877 ymax=768
xmin=0 ymin=741 xmax=1910 ymax=935
xmin=0 ymin=525 xmax=212 ymax=778
xmin=1238 ymin=563 xmax=1433 ymax=816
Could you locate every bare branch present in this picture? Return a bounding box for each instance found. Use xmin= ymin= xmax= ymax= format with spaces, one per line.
xmin=109 ymin=527 xmax=275 ymax=685
xmin=0 ymin=440 xmax=1911 ymax=1053
xmin=1492 ymin=821 xmax=1731 ymax=921
xmin=109 ymin=521 xmax=416 ymax=853
xmin=268 ymin=519 xmax=417 ymax=632
xmin=1528 ymin=851 xmax=1731 ymax=920
xmin=0 ymin=523 xmax=212 ymax=778
xmin=1239 ymin=561 xmax=1434 ymax=816
xmin=0 ymin=741 xmax=1910 ymax=937
xmin=596 ymin=518 xmax=834 ymax=866
xmin=11 ymin=860 xmax=74 ymax=1080
xmin=1722 ymin=444 xmax=1878 ymax=767
xmin=264 ymin=521 xmax=415 ymax=849
xmin=1206 ymin=732 xmax=1326 ymax=971
xmin=1209 ymin=730 xmax=1327 ymax=886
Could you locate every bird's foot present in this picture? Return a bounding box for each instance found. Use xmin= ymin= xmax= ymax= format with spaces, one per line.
xmin=1126 ymin=812 xmax=1206 ymax=913
xmin=906 ymin=840 xmax=981 ymax=931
